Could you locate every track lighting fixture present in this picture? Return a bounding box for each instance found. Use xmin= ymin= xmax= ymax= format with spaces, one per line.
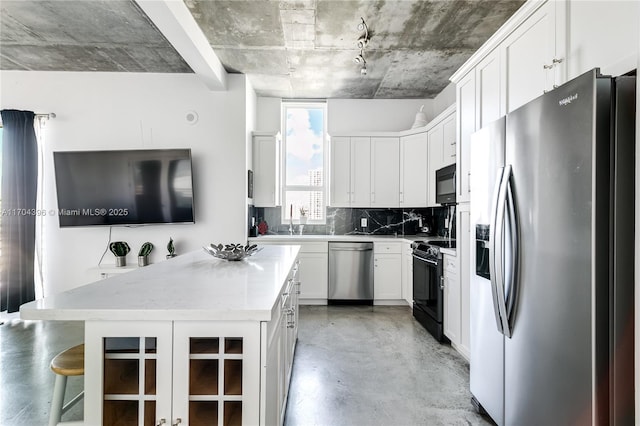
xmin=354 ymin=17 xmax=371 ymax=76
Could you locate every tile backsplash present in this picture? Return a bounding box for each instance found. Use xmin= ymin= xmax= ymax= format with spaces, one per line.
xmin=251 ymin=205 xmax=456 ymax=239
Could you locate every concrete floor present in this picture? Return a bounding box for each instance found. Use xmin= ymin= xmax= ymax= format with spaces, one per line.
xmin=285 ymin=306 xmax=490 ymax=426
xmin=0 ymin=316 xmax=84 ymax=425
xmin=0 ymin=306 xmax=490 ymax=426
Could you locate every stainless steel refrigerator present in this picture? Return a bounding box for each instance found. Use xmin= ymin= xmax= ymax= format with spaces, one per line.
xmin=469 ymin=69 xmax=635 ymax=425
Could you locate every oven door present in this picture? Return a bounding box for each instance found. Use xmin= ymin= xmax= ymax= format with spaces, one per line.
xmin=412 ymin=254 xmax=443 ymax=321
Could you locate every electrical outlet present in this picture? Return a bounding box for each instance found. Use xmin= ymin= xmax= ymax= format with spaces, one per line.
xmin=361 ymin=218 xmax=368 ymax=228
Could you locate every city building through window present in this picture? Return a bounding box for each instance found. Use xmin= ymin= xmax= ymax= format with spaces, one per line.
xmin=281 ymin=102 xmax=326 ymax=224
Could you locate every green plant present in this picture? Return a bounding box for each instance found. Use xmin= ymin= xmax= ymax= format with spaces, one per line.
xmin=299 ymin=207 xmax=307 ymax=217
xmin=109 ymin=241 xmax=130 ymax=257
xmin=138 ymin=242 xmax=154 ymax=257
xmin=167 ymin=237 xmax=175 ymax=256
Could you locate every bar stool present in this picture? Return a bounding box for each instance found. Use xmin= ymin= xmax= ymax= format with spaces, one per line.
xmin=49 ymin=344 xmax=85 ymax=426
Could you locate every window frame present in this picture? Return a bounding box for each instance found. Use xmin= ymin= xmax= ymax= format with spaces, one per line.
xmin=280 ymin=101 xmax=328 ymax=225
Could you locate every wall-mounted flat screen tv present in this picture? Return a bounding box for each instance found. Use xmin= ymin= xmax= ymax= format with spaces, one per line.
xmin=54 ymin=149 xmax=195 ymax=227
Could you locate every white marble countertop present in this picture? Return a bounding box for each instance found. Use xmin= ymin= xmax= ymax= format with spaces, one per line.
xmin=250 ymin=234 xmax=457 ymax=256
xmin=20 ymin=245 xmax=301 ymax=322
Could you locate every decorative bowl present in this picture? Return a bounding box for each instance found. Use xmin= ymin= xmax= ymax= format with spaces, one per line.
xmin=203 ymin=243 xmax=259 ymax=261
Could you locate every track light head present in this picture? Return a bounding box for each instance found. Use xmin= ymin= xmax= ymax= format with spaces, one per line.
xmin=357 ymin=36 xmax=369 ymax=49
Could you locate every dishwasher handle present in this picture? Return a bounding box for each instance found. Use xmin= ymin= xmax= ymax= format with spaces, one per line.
xmin=330 ymin=247 xmax=373 ymax=252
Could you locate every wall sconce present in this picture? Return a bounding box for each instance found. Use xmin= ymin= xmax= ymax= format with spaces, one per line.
xmin=354 ymin=17 xmax=370 ymax=76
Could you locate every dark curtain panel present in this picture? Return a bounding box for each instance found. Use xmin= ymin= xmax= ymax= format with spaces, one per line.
xmin=0 ymin=110 xmax=38 ymax=313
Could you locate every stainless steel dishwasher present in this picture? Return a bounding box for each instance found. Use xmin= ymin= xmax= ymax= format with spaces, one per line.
xmin=328 ymin=242 xmax=374 ymax=304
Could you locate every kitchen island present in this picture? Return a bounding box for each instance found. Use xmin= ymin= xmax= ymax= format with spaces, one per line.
xmin=21 ymin=245 xmax=301 ymax=426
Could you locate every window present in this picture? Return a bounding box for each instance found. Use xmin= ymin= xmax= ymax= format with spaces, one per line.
xmin=281 ymin=102 xmax=327 ymax=224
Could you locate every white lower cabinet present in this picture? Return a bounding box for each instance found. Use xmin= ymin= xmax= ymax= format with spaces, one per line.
xmin=84 ymin=271 xmax=299 ymax=426
xmin=401 ymin=241 xmax=413 ymax=305
xmin=255 ymin=241 xmax=328 ymax=304
xmin=373 ymin=242 xmax=402 ymax=301
xmin=262 ymin=276 xmax=299 ymax=426
xmin=443 ymin=254 xmax=460 ymax=346
xmin=85 ymin=321 xmax=261 ymax=426
xmin=458 ymin=207 xmax=471 ymax=359
xmin=296 ymin=243 xmax=328 ymax=303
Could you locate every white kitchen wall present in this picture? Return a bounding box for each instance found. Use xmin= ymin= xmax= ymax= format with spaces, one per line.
xmin=431 ymin=83 xmax=456 ymax=117
xmin=0 ymin=71 xmax=253 ymax=295
xmin=567 ymin=1 xmax=639 ymax=78
xmin=256 ymin=97 xmax=281 ymax=132
xmin=327 ymin=98 xmax=433 ymax=133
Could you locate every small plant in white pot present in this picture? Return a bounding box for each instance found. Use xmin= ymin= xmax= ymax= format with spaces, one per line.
xmin=109 ymin=241 xmax=130 ymax=267
xmin=299 ymin=207 xmax=308 ymax=224
xmin=138 ymin=242 xmax=154 ymax=267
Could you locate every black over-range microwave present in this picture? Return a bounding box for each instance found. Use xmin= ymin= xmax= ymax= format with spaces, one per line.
xmin=435 ymin=164 xmax=456 ymax=205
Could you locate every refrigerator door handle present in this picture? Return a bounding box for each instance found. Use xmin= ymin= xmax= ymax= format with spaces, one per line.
xmin=503 ymin=174 xmax=519 ymax=337
xmin=488 ymin=166 xmax=505 ymax=334
xmin=493 ymin=165 xmax=512 ymax=337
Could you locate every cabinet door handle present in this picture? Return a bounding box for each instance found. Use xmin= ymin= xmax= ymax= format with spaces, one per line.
xmin=172 ymin=419 xmax=182 ymax=426
xmin=467 ymin=172 xmax=471 ymax=193
xmin=552 ymin=58 xmax=563 ymax=65
xmin=157 ymin=419 xmax=166 ymax=426
xmin=543 ymin=63 xmax=553 ymax=70
xmin=440 ymin=276 xmax=445 ymax=290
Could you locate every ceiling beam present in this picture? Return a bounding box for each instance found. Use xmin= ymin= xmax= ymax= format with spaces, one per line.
xmin=135 ymin=0 xmax=227 ymax=90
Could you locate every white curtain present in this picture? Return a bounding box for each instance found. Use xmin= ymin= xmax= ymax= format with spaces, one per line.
xmin=33 ymin=115 xmax=48 ymax=300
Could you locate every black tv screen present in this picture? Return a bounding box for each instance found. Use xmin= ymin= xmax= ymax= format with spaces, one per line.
xmin=54 ymin=149 xmax=195 ymax=227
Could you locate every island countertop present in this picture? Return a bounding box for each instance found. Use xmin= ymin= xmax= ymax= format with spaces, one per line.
xmin=20 ymin=245 xmax=301 ymax=322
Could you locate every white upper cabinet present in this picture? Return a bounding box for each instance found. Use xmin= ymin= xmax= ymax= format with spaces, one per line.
xmin=330 ymin=107 xmax=455 ymax=209
xmin=476 ymin=49 xmax=502 ymax=127
xmin=253 ymin=132 xmax=281 ymax=207
xmin=370 ymin=137 xmax=400 ymax=207
xmin=565 ymin=1 xmax=638 ymax=79
xmin=502 ymin=0 xmax=566 ymax=113
xmin=427 ymin=125 xmax=443 ymax=207
xmin=330 ymin=136 xmax=351 ymax=207
xmin=456 ymin=72 xmax=476 ymax=204
xmin=400 ymin=132 xmax=428 ymax=207
xmin=442 ymin=113 xmax=457 ymax=164
xmin=351 ymin=137 xmax=372 ymax=207
xmin=329 ymin=136 xmax=371 ymax=207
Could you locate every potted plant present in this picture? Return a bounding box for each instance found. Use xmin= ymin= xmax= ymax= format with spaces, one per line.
xmin=138 ymin=242 xmax=154 ymax=267
xmin=299 ymin=207 xmax=308 ymax=225
xmin=109 ymin=241 xmax=130 ymax=267
xmin=166 ymin=237 xmax=176 ymax=259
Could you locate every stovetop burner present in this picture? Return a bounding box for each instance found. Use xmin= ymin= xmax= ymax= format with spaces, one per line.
xmin=426 ymin=240 xmax=456 ymax=249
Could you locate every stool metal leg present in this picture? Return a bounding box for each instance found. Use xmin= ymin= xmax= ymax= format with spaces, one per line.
xmin=49 ymin=374 xmax=67 ymax=426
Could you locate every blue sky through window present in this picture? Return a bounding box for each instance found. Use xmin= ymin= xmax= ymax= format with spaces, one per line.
xmin=285 ymin=107 xmax=324 ymax=186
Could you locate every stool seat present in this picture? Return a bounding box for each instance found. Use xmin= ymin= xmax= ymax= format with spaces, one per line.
xmin=49 ymin=344 xmax=85 ymax=426
xmin=50 ymin=344 xmax=84 ymax=376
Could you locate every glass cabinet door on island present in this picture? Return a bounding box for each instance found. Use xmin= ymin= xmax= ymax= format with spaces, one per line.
xmin=84 ymin=321 xmax=261 ymax=426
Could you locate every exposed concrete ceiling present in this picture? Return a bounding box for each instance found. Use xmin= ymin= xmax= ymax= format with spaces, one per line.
xmin=0 ymin=0 xmax=525 ymax=99
xmin=0 ymin=0 xmax=192 ymax=72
